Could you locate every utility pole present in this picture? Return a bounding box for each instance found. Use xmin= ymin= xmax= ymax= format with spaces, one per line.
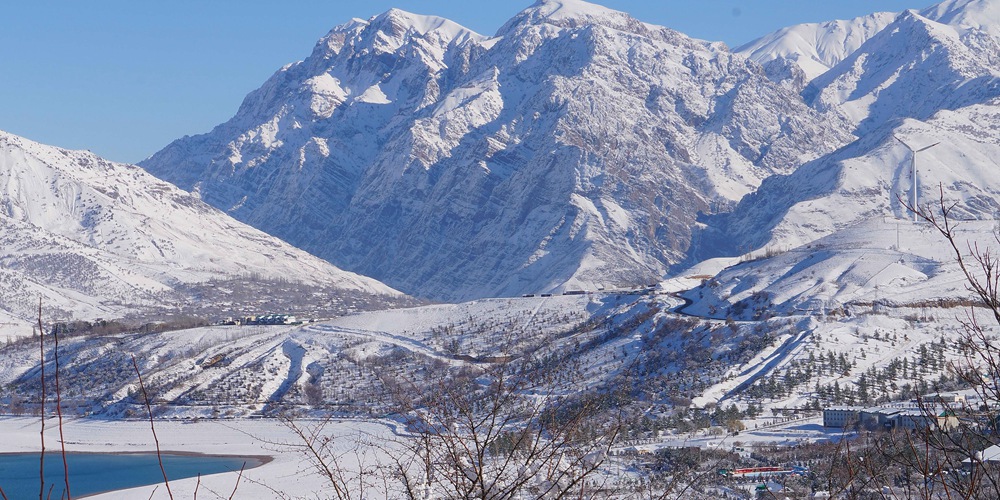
xmin=894 ymin=136 xmax=940 ymax=222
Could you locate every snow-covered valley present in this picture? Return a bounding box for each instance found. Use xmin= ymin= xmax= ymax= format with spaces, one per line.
xmin=6 ymin=0 xmax=1000 ymax=497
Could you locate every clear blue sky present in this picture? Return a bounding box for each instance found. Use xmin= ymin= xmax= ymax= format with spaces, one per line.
xmin=0 ymin=0 xmax=931 ymax=163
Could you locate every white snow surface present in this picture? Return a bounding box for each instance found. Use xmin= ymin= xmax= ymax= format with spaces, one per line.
xmin=0 ymin=416 xmax=397 ymax=500
xmin=0 ymin=130 xmax=400 ymax=331
xmin=737 ymin=12 xmax=899 ymax=81
xmin=685 ymin=217 xmax=991 ymax=319
xmin=922 ymin=0 xmax=1000 ymax=38
xmin=740 ymin=0 xmax=1000 ymax=84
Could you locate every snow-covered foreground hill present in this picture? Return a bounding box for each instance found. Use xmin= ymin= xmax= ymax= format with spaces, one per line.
xmin=1 ymin=295 xmax=647 ymax=417
xmin=0 ymin=131 xmax=409 ymax=338
xmin=0 ymin=290 xmax=816 ymax=427
xmin=0 ymin=212 xmax=995 ymax=497
xmin=678 ymin=214 xmax=993 ymax=408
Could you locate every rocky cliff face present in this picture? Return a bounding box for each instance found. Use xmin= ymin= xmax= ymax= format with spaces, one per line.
xmin=141 ymin=0 xmax=851 ymax=301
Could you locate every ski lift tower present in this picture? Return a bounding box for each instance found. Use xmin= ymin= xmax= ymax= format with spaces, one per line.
xmin=894 ymin=136 xmax=940 ymax=222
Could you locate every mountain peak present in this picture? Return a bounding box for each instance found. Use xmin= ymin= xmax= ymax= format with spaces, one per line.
xmin=736 ymin=11 xmax=899 ymax=82
xmin=498 ymin=0 xmax=658 ymax=37
xmin=366 ymin=7 xmax=485 ymax=42
xmin=309 ymin=8 xmax=487 ymax=69
xmin=527 ymin=0 xmax=626 ymax=20
xmin=921 ymin=0 xmax=1000 ymax=37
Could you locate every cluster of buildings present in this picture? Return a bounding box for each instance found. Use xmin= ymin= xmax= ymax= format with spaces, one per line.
xmin=220 ymin=314 xmax=299 ymax=326
xmin=521 ymin=284 xmax=659 ymax=298
xmin=823 ymin=395 xmax=964 ymax=431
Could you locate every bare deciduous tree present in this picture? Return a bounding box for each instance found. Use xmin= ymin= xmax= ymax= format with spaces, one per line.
xmin=380 ymin=358 xmax=622 ymax=499
xmin=824 ymin=189 xmax=1000 ymax=499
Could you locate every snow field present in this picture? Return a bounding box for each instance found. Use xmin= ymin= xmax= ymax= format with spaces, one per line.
xmin=0 ymin=416 xmax=398 ymax=500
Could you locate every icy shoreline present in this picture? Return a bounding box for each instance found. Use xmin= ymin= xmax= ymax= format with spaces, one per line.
xmin=0 ymin=416 xmax=392 ymax=499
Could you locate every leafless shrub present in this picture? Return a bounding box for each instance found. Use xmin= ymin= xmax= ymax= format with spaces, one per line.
xmin=822 ymin=188 xmax=1000 ymax=498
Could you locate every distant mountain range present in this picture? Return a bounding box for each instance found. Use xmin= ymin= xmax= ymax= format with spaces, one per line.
xmin=700 ymin=0 xmax=1000 ymax=261
xmin=7 ymin=0 xmax=1000 ymax=313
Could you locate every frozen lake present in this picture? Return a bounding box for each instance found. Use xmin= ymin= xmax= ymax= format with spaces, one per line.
xmin=0 ymin=452 xmax=259 ymax=499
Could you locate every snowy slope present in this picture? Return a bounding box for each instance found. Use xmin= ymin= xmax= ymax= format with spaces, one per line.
xmin=736 ymin=12 xmax=898 ymax=82
xmin=140 ymin=0 xmax=851 ymax=301
xmin=0 ymin=294 xmax=643 ymax=416
xmin=0 ymin=286 xmax=808 ymax=431
xmin=684 ymin=218 xmax=988 ymax=320
xmin=689 ymin=96 xmax=1000 ymax=267
xmin=804 ymin=11 xmax=1000 ymax=135
xmin=0 ymin=131 xmax=405 ymax=334
xmin=739 ymin=0 xmax=1000 ymax=86
xmin=921 ymin=0 xmax=1000 ymax=38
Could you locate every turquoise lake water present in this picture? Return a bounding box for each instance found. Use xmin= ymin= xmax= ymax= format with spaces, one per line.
xmin=0 ymin=452 xmax=256 ymax=499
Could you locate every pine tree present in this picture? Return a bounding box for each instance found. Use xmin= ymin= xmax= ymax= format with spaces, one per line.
xmin=858 ymin=374 xmax=870 ymax=404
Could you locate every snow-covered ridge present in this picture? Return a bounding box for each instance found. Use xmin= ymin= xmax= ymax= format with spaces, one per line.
xmin=372 ymin=8 xmax=487 ymax=40
xmin=0 ymin=130 xmax=404 ymax=331
xmin=736 ymin=12 xmax=898 ymax=81
xmin=141 ymin=0 xmax=851 ymax=301
xmin=922 ymin=0 xmax=1000 ymax=38
xmin=497 ymin=0 xmax=703 ymax=44
xmin=803 ymin=10 xmax=1000 ymax=135
xmin=511 ymin=0 xmax=636 ymax=27
xmin=741 ymin=0 xmax=1000 ymax=85
xmin=314 ymin=7 xmax=489 ymax=60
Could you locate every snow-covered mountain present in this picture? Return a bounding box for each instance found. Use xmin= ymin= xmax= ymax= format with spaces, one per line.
xmin=140 ymin=0 xmax=851 ymax=301
xmin=688 ymin=96 xmax=1000 ymax=262
xmin=804 ymin=10 xmax=1000 ymax=136
xmin=739 ymin=0 xmax=1000 ymax=86
xmin=0 ymin=131 xmax=406 ymax=334
xmin=736 ymin=11 xmax=899 ymax=83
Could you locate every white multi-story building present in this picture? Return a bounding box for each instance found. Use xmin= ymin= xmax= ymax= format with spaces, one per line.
xmin=823 ymin=406 xmax=864 ymax=428
xmin=823 ymin=405 xmax=958 ymax=430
